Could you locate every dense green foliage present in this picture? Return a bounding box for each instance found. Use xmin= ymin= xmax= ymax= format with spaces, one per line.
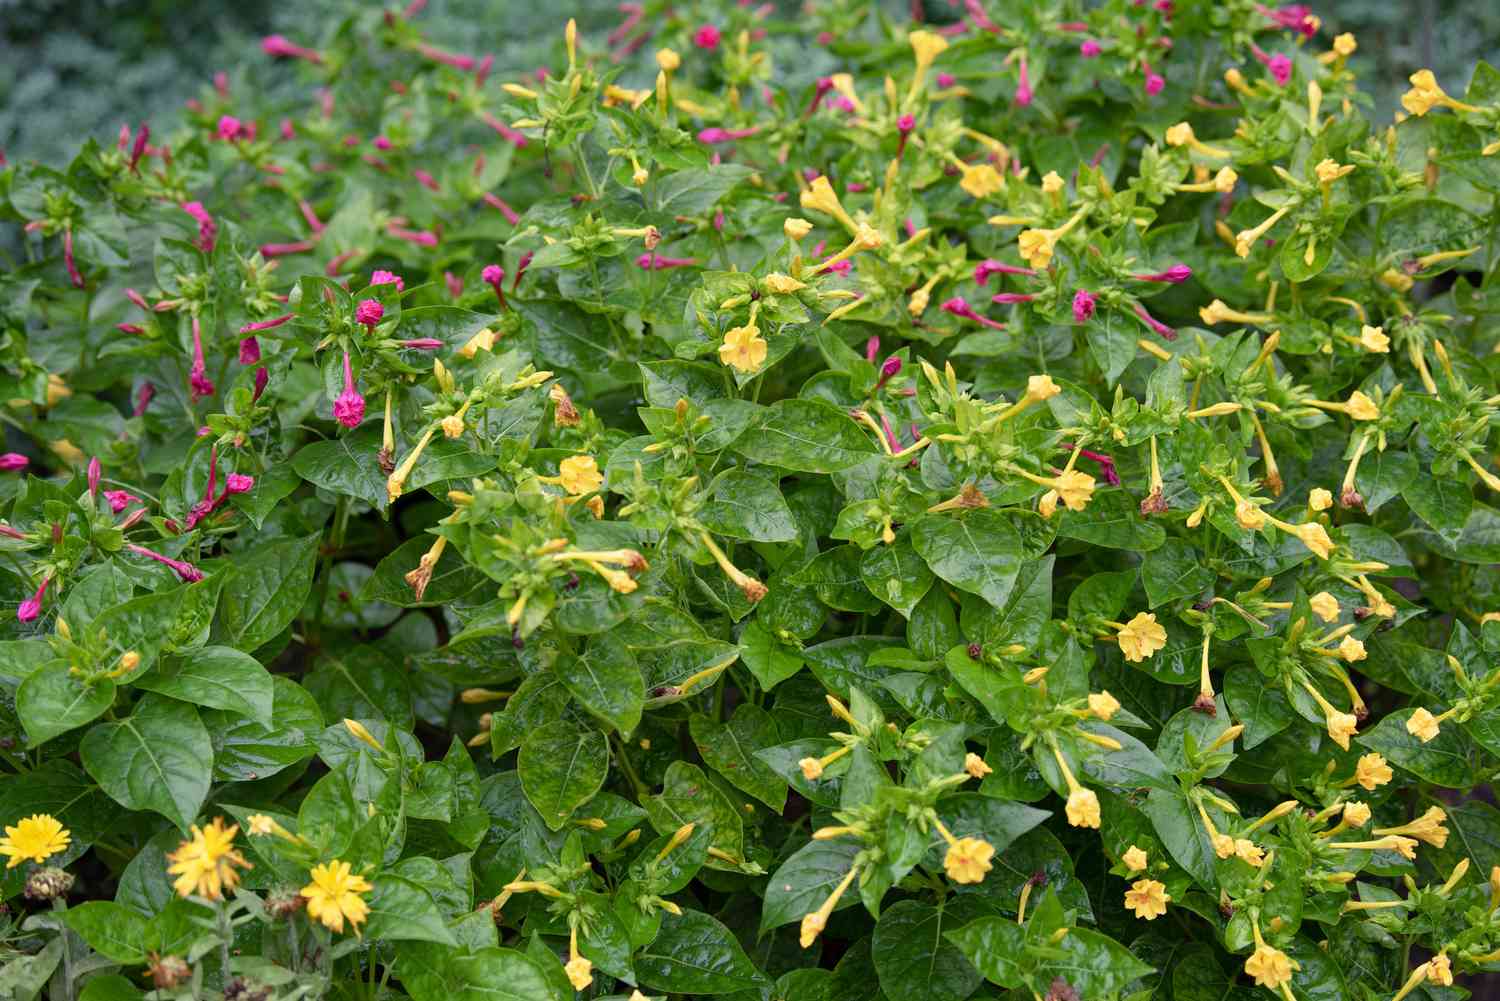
xmin=4 ymin=3 xmax=1500 ymax=1001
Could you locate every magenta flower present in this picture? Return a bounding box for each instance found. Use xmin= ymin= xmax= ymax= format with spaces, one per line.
xmin=637 ymin=254 xmax=698 ymax=270
xmin=387 ymin=223 xmax=438 ymax=247
xmin=415 ymin=42 xmax=476 ymax=70
xmin=355 ymin=299 xmax=384 ymax=331
xmin=896 ymin=114 xmax=916 ymax=157
xmin=0 ymin=453 xmax=27 ymax=472
xmin=226 ymin=473 xmax=255 ymax=494
xmin=805 ymin=77 xmax=835 ymax=117
xmin=216 ymin=115 xmax=245 ymax=141
xmin=865 ymin=335 xmax=881 ymax=363
xmin=445 ymin=271 xmax=464 ymax=299
xmin=1133 ymin=302 xmax=1177 ymax=340
xmin=414 ymin=169 xmax=440 ymax=192
xmin=698 ymin=126 xmax=761 ymax=144
xmin=238 ymin=314 xmax=293 ymax=334
xmin=482 ymin=264 xmax=508 ymax=310
xmin=182 ymin=202 xmax=217 ymax=253
xmin=478 ymin=112 xmax=528 ymax=148
xmin=1081 ymin=39 xmax=1102 ymax=57
xmin=1015 ymin=55 xmax=1033 ymax=106
xmin=125 ymin=288 xmax=151 ymax=312
xmin=512 ymin=251 xmax=533 ymax=291
xmin=63 ymin=229 xmax=84 ymax=288
xmin=17 ymin=574 xmax=51 ymax=622
xmin=238 ymin=337 xmax=261 ymax=365
xmin=126 ymin=544 xmax=204 ymax=583
xmin=693 ymin=24 xmax=722 ymax=49
xmin=975 ymin=260 xmax=1035 ymax=285
xmin=937 ymin=72 xmax=956 ymax=87
xmin=298 ymin=199 xmax=325 ymax=234
xmin=483 ymin=193 xmax=520 ymax=224
xmin=1072 ymin=289 xmax=1097 ymax=323
xmin=1251 ymin=45 xmax=1293 ymax=85
xmin=133 ymin=383 xmax=155 ymax=416
xmin=117 ymin=323 xmax=144 ymax=335
xmin=401 ymin=338 xmax=444 ymax=350
xmin=189 ymin=315 xmax=215 ymax=401
xmin=941 ymin=296 xmax=1007 ymax=330
xmin=105 ymin=490 xmax=141 ymax=514
xmin=252 ymin=367 xmax=268 ymax=402
xmin=128 ymin=123 xmax=150 ymax=171
xmin=1143 ymin=61 xmax=1166 ymax=95
xmin=370 ymin=269 xmax=405 ymax=292
xmin=280 ymin=119 xmax=295 ymax=140
xmin=87 ymin=457 xmax=101 ymax=498
xmin=1135 ymin=264 xmax=1193 ymax=283
xmin=991 ymin=292 xmax=1035 ymax=305
xmin=333 ymin=350 xmax=365 ymax=428
xmin=262 ymin=34 xmax=323 ymax=63
xmin=1064 ymin=444 xmax=1122 ymax=486
xmin=1259 ymin=4 xmax=1318 ymax=36
xmin=475 ymin=54 xmax=494 ymax=85
xmin=373 ymin=135 xmax=392 ymax=151
xmin=260 ymin=240 xmax=317 ymax=257
xmin=873 ymin=355 xmax=903 ymax=392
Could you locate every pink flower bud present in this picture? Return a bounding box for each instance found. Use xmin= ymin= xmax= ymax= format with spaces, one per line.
xmin=374 ymin=135 xmax=392 ymax=150
xmin=693 ymin=24 xmax=722 ymax=49
xmin=1081 ymin=39 xmax=1102 ymax=57
xmin=0 ymin=453 xmax=28 ymax=471
xmin=1136 ymin=264 xmax=1192 ymax=283
xmin=127 ymin=544 xmax=204 ymax=582
xmin=975 ymin=260 xmax=1035 ymax=285
xmin=1133 ymin=302 xmax=1177 ymax=340
xmin=17 ymin=575 xmax=51 ymax=622
xmin=134 ymin=383 xmax=155 ymax=416
xmin=1015 ymin=55 xmax=1033 ymax=106
xmin=226 ymin=473 xmax=254 ymax=494
xmin=280 ymin=119 xmax=295 ymax=140
xmin=333 ymin=350 xmax=365 ymax=428
xmin=444 ymin=271 xmax=464 ymax=299
xmin=63 ymin=228 xmax=84 ymax=288
xmin=216 ymin=115 xmax=244 ymax=141
xmin=865 ymin=335 xmax=881 ymax=363
xmin=87 ymin=458 xmax=101 ymax=497
xmin=117 ymin=323 xmax=145 ymax=335
xmin=253 ymin=367 xmax=269 ymax=401
xmin=239 ymin=337 xmax=261 ymax=365
xmin=189 ymin=316 xmax=215 ymax=401
xmin=937 ymin=72 xmax=956 ymax=87
xmin=182 ymin=202 xmax=217 ymax=253
xmin=355 ymin=299 xmax=384 ymax=330
xmin=129 ymin=123 xmax=150 ymax=171
xmin=370 ymin=270 xmax=405 ymax=292
xmin=401 ymin=339 xmax=445 ymax=350
xmin=1072 ymin=289 xmax=1097 ymax=323
xmin=239 ymin=314 xmax=293 ymax=334
xmin=991 ymin=292 xmax=1035 ymax=305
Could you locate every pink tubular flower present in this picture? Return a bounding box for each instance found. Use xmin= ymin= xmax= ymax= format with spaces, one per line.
xmin=1143 ymin=61 xmax=1166 ymax=95
xmin=129 ymin=123 xmax=150 ymax=171
xmin=1251 ymin=45 xmax=1292 ymax=85
xmin=87 ymin=457 xmax=101 ymax=499
xmin=134 ymin=382 xmax=156 ymax=416
xmin=117 ymin=323 xmax=145 ymax=335
xmin=333 ymin=350 xmax=365 ymax=428
xmin=17 ymin=574 xmax=51 ymax=622
xmin=126 ymin=544 xmax=204 ymax=583
xmin=216 ymin=115 xmax=244 ymax=141
xmin=125 ymin=288 xmax=151 ymax=312
xmin=937 ymin=72 xmax=956 ymax=87
xmin=896 ymin=114 xmax=916 ymax=157
xmin=189 ymin=315 xmax=215 ymax=401
xmin=226 ymin=473 xmax=254 ymax=494
xmin=401 ymin=338 xmax=444 ymax=350
xmin=252 ymin=367 xmax=268 ymax=402
xmin=280 ymin=119 xmax=295 ymax=140
xmin=0 ymin=453 xmax=28 ymax=471
xmin=1135 ymin=264 xmax=1193 ymax=283
xmin=693 ymin=24 xmax=722 ymax=49
xmin=370 ymin=270 xmax=405 ymax=292
xmin=1081 ymin=39 xmax=1102 ymax=57
xmin=261 ymin=34 xmax=323 ymax=63
xmin=806 ymin=76 xmax=835 ymax=117
xmin=63 ymin=229 xmax=84 ymax=288
xmin=637 ymin=253 xmax=697 ymax=270
xmin=865 ymin=335 xmax=881 ymax=363
xmin=355 ymin=299 xmax=384 ymax=331
xmin=512 ymin=251 xmax=533 ymax=291
xmin=1064 ymin=443 xmax=1122 ymax=486
xmin=238 ymin=337 xmax=261 ymax=365
xmin=482 ymin=264 xmax=508 ymax=310
xmin=298 ymin=199 xmax=325 ymax=234
xmin=1072 ymin=289 xmax=1097 ymax=323
xmin=475 ymin=54 xmax=494 ymax=85
xmin=239 ymin=314 xmax=293 ymax=334
xmin=1133 ymin=302 xmax=1177 ymax=340
xmin=698 ymin=126 xmax=762 ymax=144
xmin=965 ymin=0 xmax=998 ymax=32
xmin=387 ymin=223 xmax=438 ymax=247
xmin=483 ymin=193 xmax=520 ymax=224
xmin=1015 ymin=54 xmax=1033 ymax=106
xmin=941 ymin=296 xmax=1007 ymax=330
xmin=975 ymin=260 xmax=1035 ymax=285
xmin=873 ymin=355 xmax=902 ymax=392
xmin=182 ymin=202 xmax=216 ymax=253
xmin=1259 ymin=4 xmax=1318 ymax=36
xmin=414 ymin=169 xmax=440 ymax=192
xmin=415 ymin=42 xmax=476 ymax=71
xmin=373 ymin=135 xmax=392 ymax=151
xmin=991 ymin=292 xmax=1035 ymax=305
xmin=105 ymin=490 xmax=141 ymax=514
xmin=478 ymin=112 xmax=528 ymax=148
xmin=444 ymin=271 xmax=464 ymax=299
xmin=260 ymin=239 xmax=317 ymax=257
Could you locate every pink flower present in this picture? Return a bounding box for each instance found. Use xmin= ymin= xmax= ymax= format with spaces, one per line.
xmin=125 ymin=288 xmax=151 ymax=312
xmin=865 ymin=335 xmax=881 ymax=363
xmin=415 ymin=42 xmax=476 ymax=71
xmin=87 ymin=457 xmax=101 ymax=498
xmin=260 ymin=240 xmax=317 ymax=257
xmin=216 ymin=115 xmax=245 ymax=141
xmin=387 ymin=223 xmax=439 ymax=247
xmin=374 ymin=135 xmax=392 ymax=150
xmin=1251 ymin=45 xmax=1292 ymax=85
xmin=238 ymin=314 xmax=293 ymax=334
xmin=17 ymin=575 xmax=51 ymax=622
xmin=941 ymin=296 xmax=1007 ymax=330
xmin=975 ymin=260 xmax=1035 ymax=285
xmin=693 ymin=24 xmax=722 ymax=49
xmin=189 ymin=315 xmax=215 ymax=401
xmin=873 ymin=355 xmax=902 ymax=392
xmin=512 ymin=251 xmax=533 ymax=291
xmin=370 ymin=270 xmax=405 ymax=292
xmin=479 ymin=112 xmax=528 ymax=148
xmin=133 ymin=382 xmax=155 ymax=416
xmin=414 ymin=169 xmax=440 ymax=192
xmin=1015 ymin=55 xmax=1033 ymax=106
xmin=63 ymin=228 xmax=84 ymax=288
xmin=483 ymin=192 xmax=520 ymax=224
xmin=238 ymin=337 xmax=261 ymax=365
xmin=280 ymin=119 xmax=295 ymax=140
xmin=445 ymin=271 xmax=464 ymax=299
xmin=1133 ymin=302 xmax=1177 ymax=340
xmin=182 ymin=202 xmax=217 ymax=253
xmin=333 ymin=350 xmax=365 ymax=428
xmin=298 ymin=199 xmax=325 ymax=234
xmin=637 ymin=254 xmax=697 ymax=270
xmin=482 ymin=264 xmax=508 ymax=310
xmin=0 ymin=453 xmax=28 ymax=472
xmin=252 ymin=367 xmax=268 ymax=402
xmin=1260 ymin=4 xmax=1318 ymax=36
xmin=401 ymin=339 xmax=444 ymax=350
xmin=991 ymin=292 xmax=1034 ymax=304
xmin=128 ymin=123 xmax=150 ymax=171
xmin=226 ymin=473 xmax=254 ymax=494
xmin=117 ymin=323 xmax=145 ymax=335
xmin=1072 ymin=289 xmax=1097 ymax=323
xmin=937 ymin=72 xmax=956 ymax=87
xmin=698 ymin=126 xmax=762 ymax=144
xmin=355 ymin=299 xmax=384 ymax=331
xmin=1081 ymin=39 xmax=1102 ymax=57
xmin=476 ymin=54 xmax=494 ymax=85
xmin=1144 ymin=62 xmax=1166 ymax=94
xmin=261 ymin=34 xmax=323 ymax=63
xmin=126 ymin=544 xmax=204 ymax=583
xmin=105 ymin=490 xmax=141 ymax=513
xmin=1135 ymin=264 xmax=1192 ymax=283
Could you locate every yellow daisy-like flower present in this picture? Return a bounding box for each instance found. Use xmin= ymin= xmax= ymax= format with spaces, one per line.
xmin=166 ymin=818 xmax=251 ymax=900
xmin=944 ymin=837 xmax=994 ymax=884
xmin=1066 ymin=788 xmax=1101 ymax=829
xmin=1117 ymin=613 xmax=1168 ymax=663
xmin=558 ymin=455 xmax=603 ymax=495
xmin=718 ymin=322 xmax=768 ymax=373
xmin=1 ymin=814 xmax=71 ymax=869
xmin=1245 ymin=943 xmax=1297 ymax=989
xmin=1355 ymin=753 xmax=1393 ymax=790
xmin=1122 ymin=845 xmax=1149 ymax=872
xmin=301 ymin=860 xmax=373 ymax=934
xmin=1124 ymin=878 xmax=1170 ymax=920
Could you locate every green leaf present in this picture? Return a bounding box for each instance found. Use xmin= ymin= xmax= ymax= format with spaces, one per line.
xmin=642 ymin=761 xmax=746 ymax=862
xmin=364 ymin=874 xmax=459 ymax=945
xmin=362 ymin=534 xmax=486 ymax=607
xmin=760 ymin=838 xmax=861 ymax=934
xmin=59 ymin=902 xmax=149 ymax=963
xmin=136 ymin=645 xmax=274 ymax=726
xmin=646 ymin=165 xmax=755 ymax=215
xmin=872 ymin=898 xmax=988 ymax=1001
xmin=1142 ymin=538 xmax=1215 ymax=608
xmin=80 ymin=694 xmax=213 ymax=832
xmin=1357 ymin=708 xmax=1477 ymax=787
xmin=689 ymin=704 xmax=787 ymax=811
xmin=1057 ymin=489 xmax=1166 ymax=551
xmin=17 ymin=666 xmax=114 ymax=746
xmin=636 ymin=909 xmax=768 ymax=994
xmin=911 ymin=510 xmax=1024 ymax=608
xmin=945 ymin=916 xmax=1027 ymax=988
xmin=398 ymin=944 xmax=560 ymax=1001
xmin=219 ymin=534 xmax=320 ymax=651
xmin=556 ymin=633 xmax=644 ymax=735
xmin=205 ymin=676 xmax=323 ymax=782
xmin=860 ymin=535 xmax=935 ymax=617
xmin=698 ymin=469 xmax=798 ymax=542
xmin=1404 ymin=473 xmax=1473 ymax=547
xmin=1142 ymin=787 xmax=1218 ymax=889
xmin=291 ymin=426 xmax=390 ymax=510
xmin=1046 ymin=926 xmax=1155 ymax=997
xmin=518 ymin=719 xmax=609 ymax=830
xmin=733 ymin=399 xmax=878 ymax=473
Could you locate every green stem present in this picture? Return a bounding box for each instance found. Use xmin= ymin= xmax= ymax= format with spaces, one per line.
xmin=612 ymin=734 xmax=648 ymax=799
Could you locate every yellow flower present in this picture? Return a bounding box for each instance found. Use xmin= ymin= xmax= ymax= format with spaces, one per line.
xmin=301 ymin=860 xmax=373 ymax=934
xmin=1344 ymin=391 xmax=1380 ymax=421
xmin=1309 ymin=591 xmax=1340 ymax=623
xmin=1117 ymin=612 xmax=1168 ymax=662
xmin=908 ymin=29 xmax=949 ymax=71
xmin=1026 ymin=374 xmax=1061 ymax=400
xmin=1294 ymin=521 xmax=1334 ymax=558
xmin=959 ymin=164 xmax=1004 ymax=199
xmin=1236 ymin=499 xmax=1267 ymax=530
xmin=1314 ymin=158 xmax=1355 ymax=184
xmin=558 ymin=455 xmax=603 ymax=495
xmin=1018 ymin=228 xmax=1057 ymax=269
xmin=944 ymin=837 xmax=994 ymax=884
xmin=1124 ymin=879 xmax=1170 ymax=920
xmin=1038 ymin=490 xmax=1058 ymax=519
xmin=964 ymin=752 xmax=992 ymax=779
xmin=1355 ymin=753 xmax=1393 ymax=790
xmin=1066 ymin=788 xmax=1101 ymax=829
xmin=166 ymin=818 xmax=251 ymax=900
xmin=1428 ymin=953 xmax=1453 ymax=987
xmin=1375 ymin=806 xmax=1449 ymax=848
xmin=1212 ymin=166 xmax=1239 ymax=192
xmin=1165 ymin=122 xmax=1195 ymax=147
xmin=800 ymin=176 xmax=855 ymax=231
xmin=565 ymin=955 xmax=594 ymax=992
xmin=1406 ymin=707 xmax=1441 ymax=743
xmin=719 ymin=322 xmax=768 ymax=373
xmin=1245 ymin=943 xmax=1297 ymax=989
xmin=1309 ymin=488 xmax=1334 ymax=511
xmin=1088 ymin=690 xmax=1121 ymax=720
xmin=1338 ymin=636 xmax=1367 ymax=662
xmin=1122 ymin=845 xmax=1149 ymax=872
xmin=761 ymin=273 xmax=806 ymax=295
xmin=799 ymin=910 xmax=827 ymax=948
xmin=1326 ymin=709 xmax=1359 ymax=750
xmin=1052 ymin=469 xmax=1095 ymax=512
xmin=1332 ymin=32 xmax=1357 ymax=56
xmin=1 ymin=814 xmax=70 ymax=869
xmin=440 ymin=414 xmax=465 ymax=439
xmin=1041 ymin=171 xmax=1064 ymax=194
xmin=656 ymin=48 xmax=681 ymax=72
xmin=784 ymin=217 xmax=813 ymax=240
xmin=246 ymin=814 xmax=276 ymax=836
xmin=1359 ymin=325 xmax=1389 ymax=353
xmin=799 ymin=756 xmax=824 ymax=781
xmin=1342 ymin=801 xmax=1372 ymax=827
xmin=1234 ymin=839 xmax=1266 ymax=866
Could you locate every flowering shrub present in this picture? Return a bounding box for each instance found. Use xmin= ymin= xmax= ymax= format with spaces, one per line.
xmin=3 ymin=2 xmax=1500 ymax=1000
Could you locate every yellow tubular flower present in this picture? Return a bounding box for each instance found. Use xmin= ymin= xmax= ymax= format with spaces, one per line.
xmin=557 ymin=455 xmax=604 ymax=495
xmin=1309 ymin=591 xmax=1340 ymax=623
xmin=1124 ymin=879 xmax=1171 ymax=920
xmin=1049 ymin=739 xmax=1101 ymax=829
xmin=1355 ymin=753 xmax=1393 ymax=790
xmin=1199 ymin=299 xmax=1274 ymax=327
xmin=1234 ymin=205 xmax=1292 ymax=258
xmin=906 ymin=30 xmax=949 ymax=103
xmin=964 ymin=752 xmax=992 ymax=779
xmin=1165 ymin=122 xmax=1230 ymax=158
xmin=1115 ymin=612 xmax=1168 ymax=662
xmin=800 ymin=176 xmax=858 ymax=233
xmin=301 ymin=860 xmax=372 ymax=934
xmin=1016 ymin=205 xmax=1090 ymax=270
xmin=1374 ymin=806 xmax=1449 ymax=848
xmin=958 ymin=163 xmax=1004 ymax=199
xmin=1401 ymin=69 xmax=1480 ymax=117
xmin=800 ymin=864 xmax=859 ymax=948
xmin=719 ymin=319 xmax=768 ymax=373
xmin=565 ymin=926 xmax=593 ymax=991
xmin=1 ymin=814 xmax=71 ymax=868
xmin=1245 ymin=917 xmax=1299 ymax=992
xmin=1300 ymin=679 xmax=1358 ymax=749
xmin=1089 ymin=690 xmax=1121 ymax=720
